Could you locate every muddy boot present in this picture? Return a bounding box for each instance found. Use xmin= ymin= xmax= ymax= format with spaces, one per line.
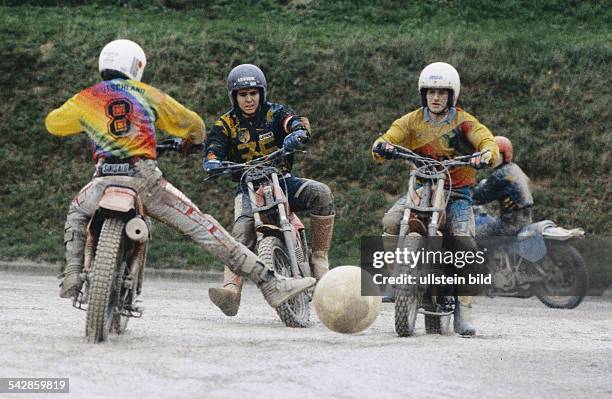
xmin=208 ymin=267 xmax=243 ymax=316
xmin=226 ymin=243 xmax=316 ymax=308
xmin=381 ymin=283 xmax=395 ymax=303
xmin=59 ymin=264 xmax=84 ymax=298
xmin=454 ymin=301 xmax=476 ymax=336
xmin=60 ymin=220 xmax=88 ymax=299
xmin=257 ymin=270 xmax=316 ymax=308
xmin=310 ymin=213 xmax=335 ymax=281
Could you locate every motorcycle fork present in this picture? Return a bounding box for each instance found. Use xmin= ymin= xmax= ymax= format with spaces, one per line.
xmin=270 ymin=173 xmax=302 ymax=277
xmin=426 ymin=178 xmax=447 ymax=307
xmin=428 ymin=178 xmax=446 ymax=237
xmin=247 ymin=181 xmax=265 ymax=244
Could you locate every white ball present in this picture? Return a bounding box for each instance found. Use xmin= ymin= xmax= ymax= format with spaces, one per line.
xmin=314 ymin=266 xmax=382 ymax=334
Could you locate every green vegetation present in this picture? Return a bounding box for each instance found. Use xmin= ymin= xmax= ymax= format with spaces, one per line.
xmin=1 ymin=1 xmax=610 ymax=271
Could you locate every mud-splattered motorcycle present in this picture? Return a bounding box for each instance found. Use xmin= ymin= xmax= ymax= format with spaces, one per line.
xmin=475 ymin=208 xmax=588 ymax=309
xmin=374 ymin=143 xmax=486 ymax=337
xmin=207 ymin=148 xmax=313 ymax=327
xmin=72 ymin=139 xmax=190 ymax=343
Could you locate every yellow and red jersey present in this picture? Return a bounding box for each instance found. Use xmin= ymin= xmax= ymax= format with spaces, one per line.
xmin=373 ymin=107 xmax=500 ymax=188
xmin=45 ymin=79 xmax=204 ymax=161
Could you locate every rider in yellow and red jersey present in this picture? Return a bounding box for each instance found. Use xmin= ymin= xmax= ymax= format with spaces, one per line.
xmin=372 ymin=62 xmax=500 ymax=336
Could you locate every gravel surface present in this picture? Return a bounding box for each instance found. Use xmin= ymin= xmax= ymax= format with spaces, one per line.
xmin=1 ymin=271 xmax=611 ymax=399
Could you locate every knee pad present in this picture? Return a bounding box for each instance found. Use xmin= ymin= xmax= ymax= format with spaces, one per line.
xmin=298 ymin=181 xmax=334 ymax=215
xmin=382 ymin=211 xmax=402 ymax=236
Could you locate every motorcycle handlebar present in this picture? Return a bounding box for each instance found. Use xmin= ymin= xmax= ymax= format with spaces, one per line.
xmin=378 ymin=142 xmax=490 ymax=168
xmin=156 ymin=138 xmax=204 ymax=156
xmin=205 ymin=147 xmax=298 ymax=179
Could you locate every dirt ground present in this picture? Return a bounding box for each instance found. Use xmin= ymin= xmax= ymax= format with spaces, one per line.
xmin=1 ymin=270 xmax=611 ymax=399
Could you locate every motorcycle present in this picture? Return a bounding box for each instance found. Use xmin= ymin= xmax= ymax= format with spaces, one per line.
xmin=207 ymin=148 xmax=313 ymax=327
xmin=474 ymin=207 xmax=588 ymax=309
xmin=72 ymin=138 xmax=190 ymax=343
xmin=374 ymin=143 xmax=486 ymax=337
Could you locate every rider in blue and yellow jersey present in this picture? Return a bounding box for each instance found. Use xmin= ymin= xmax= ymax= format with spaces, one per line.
xmin=204 ymin=64 xmax=335 ymax=316
xmin=474 ymin=136 xmax=534 ymax=238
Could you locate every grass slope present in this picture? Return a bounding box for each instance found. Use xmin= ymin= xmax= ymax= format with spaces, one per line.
xmin=0 ymin=1 xmax=609 ymax=270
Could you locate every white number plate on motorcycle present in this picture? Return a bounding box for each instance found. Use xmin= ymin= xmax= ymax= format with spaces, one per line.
xmin=101 ymin=163 xmax=130 ymax=175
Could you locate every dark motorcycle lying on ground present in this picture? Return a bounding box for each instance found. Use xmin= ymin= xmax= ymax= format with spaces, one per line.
xmin=72 ymin=138 xmax=192 ymax=343
xmin=207 ymin=148 xmax=314 ymax=327
xmin=475 ymin=207 xmax=588 ymax=309
xmin=374 ymin=143 xmax=486 ymax=337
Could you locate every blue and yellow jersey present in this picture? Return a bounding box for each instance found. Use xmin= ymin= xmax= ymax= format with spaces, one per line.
xmin=474 ymin=162 xmax=534 ymax=212
xmin=206 ymin=102 xmax=306 ymax=175
xmin=45 ymin=79 xmax=204 ymax=161
xmin=373 ymin=107 xmax=500 ymax=188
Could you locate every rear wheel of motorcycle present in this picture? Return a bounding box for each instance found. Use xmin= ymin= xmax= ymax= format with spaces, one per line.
xmin=536 ymin=242 xmax=588 ymax=309
xmin=258 ymin=236 xmax=310 ymax=328
xmin=85 ymin=218 xmax=125 ymax=343
xmin=395 ymin=272 xmax=418 ymax=337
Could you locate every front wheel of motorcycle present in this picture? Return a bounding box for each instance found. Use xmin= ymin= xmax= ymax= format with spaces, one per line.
xmin=258 ymin=236 xmax=310 ymax=328
xmin=394 ymin=268 xmax=418 ymax=337
xmin=85 ymin=218 xmax=125 ymax=343
xmin=535 ymin=242 xmax=589 ymax=309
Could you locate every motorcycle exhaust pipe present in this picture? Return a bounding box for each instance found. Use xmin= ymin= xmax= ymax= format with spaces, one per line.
xmin=125 ymin=217 xmax=149 ymax=242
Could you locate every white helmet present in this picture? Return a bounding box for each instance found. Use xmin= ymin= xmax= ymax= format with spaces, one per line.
xmin=98 ymin=39 xmax=147 ymax=81
xmin=418 ymin=62 xmax=460 ymax=107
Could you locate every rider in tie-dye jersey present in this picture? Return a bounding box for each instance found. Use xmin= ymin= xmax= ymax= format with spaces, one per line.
xmin=45 ymin=39 xmax=314 ymax=308
xmin=46 ymin=77 xmax=203 ymax=161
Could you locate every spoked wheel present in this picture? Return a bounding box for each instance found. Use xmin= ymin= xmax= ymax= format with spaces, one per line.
xmin=110 ymin=261 xmax=130 ymax=335
xmin=258 ymin=236 xmax=310 ymax=328
xmin=536 ymin=242 xmax=588 ymax=309
xmin=110 ymin=301 xmax=129 ymax=334
xmin=394 ymin=269 xmax=419 ymax=337
xmin=85 ymin=218 xmax=125 ymax=343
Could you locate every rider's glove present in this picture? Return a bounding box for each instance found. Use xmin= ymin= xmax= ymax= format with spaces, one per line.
xmin=283 ymin=129 xmax=308 ymax=152
xmin=373 ymin=141 xmax=397 ymax=160
xmin=470 ymin=150 xmax=492 ymax=168
xmin=203 ymin=158 xmax=222 ymax=172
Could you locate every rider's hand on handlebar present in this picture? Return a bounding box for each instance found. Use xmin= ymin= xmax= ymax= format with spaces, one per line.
xmin=283 ymin=130 xmax=308 ymax=152
xmin=373 ymin=142 xmax=397 ymax=160
xmin=469 ymin=151 xmax=492 ymax=168
xmin=203 ymin=158 xmax=222 ymax=172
